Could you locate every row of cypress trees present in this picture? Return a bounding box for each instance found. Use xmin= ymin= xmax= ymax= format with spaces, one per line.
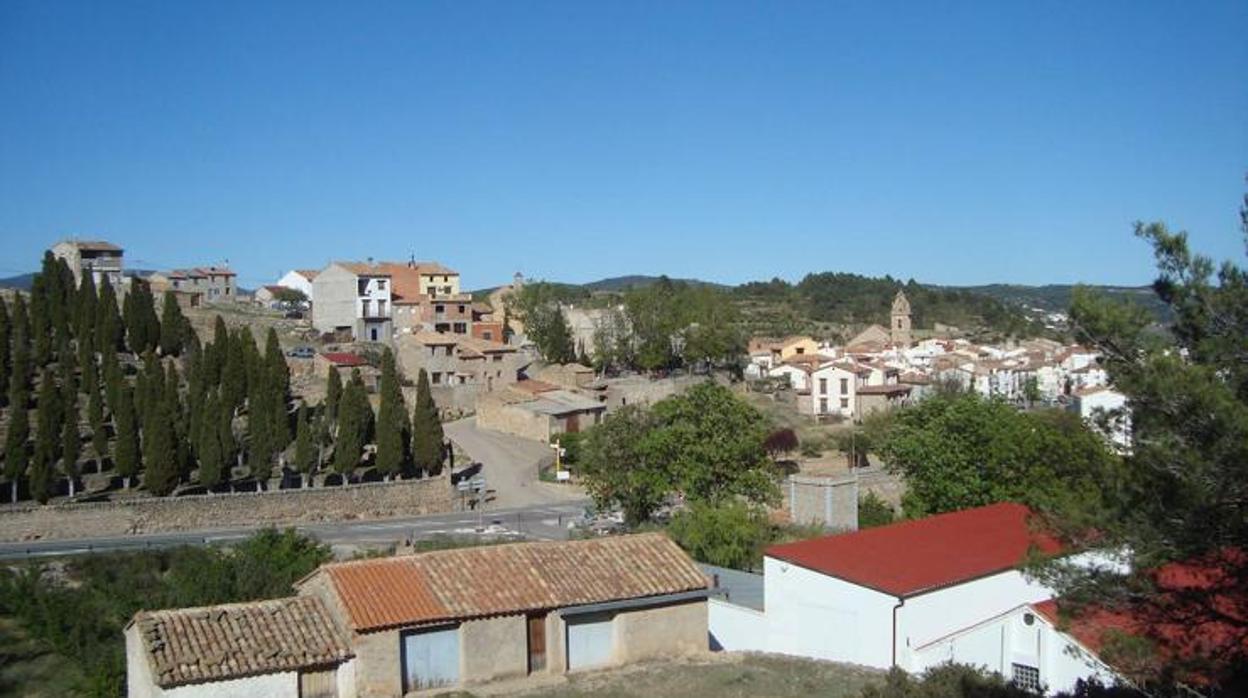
xmin=1 ymin=252 xmax=446 ymax=503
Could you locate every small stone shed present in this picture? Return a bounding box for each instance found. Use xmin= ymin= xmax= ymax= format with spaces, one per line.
xmin=125 ymin=596 xmax=355 ymax=698
xmin=296 ymin=533 xmax=710 ymax=695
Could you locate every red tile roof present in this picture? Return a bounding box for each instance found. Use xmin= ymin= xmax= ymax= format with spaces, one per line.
xmin=309 ymin=533 xmax=708 ymax=632
xmin=766 ymin=502 xmax=1061 ymax=597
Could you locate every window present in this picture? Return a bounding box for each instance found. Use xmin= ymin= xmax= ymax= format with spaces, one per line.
xmin=492 ymin=355 xmax=502 ymax=362
xmin=435 ymin=304 xmax=445 ymax=314
xmin=1011 ymin=664 xmax=1041 ymax=693
xmin=819 ymin=378 xmax=828 ymax=394
xmin=795 ymin=347 xmax=805 ymax=354
xmin=840 ymin=378 xmax=849 ymax=394
xmin=483 ymin=330 xmax=493 ymax=340
xmin=840 ymin=398 xmax=849 ymax=409
xmin=361 ymin=299 xmax=371 ymax=317
xmin=377 ymin=279 xmax=386 ymax=290
xmin=431 ymin=372 xmax=442 ymax=384
xmin=377 ymin=300 xmax=387 ymax=316
xmin=444 ymin=346 xmax=453 ymax=357
xmin=819 ymin=398 xmax=828 ymax=413
xmin=457 ymin=304 xmax=466 ymax=313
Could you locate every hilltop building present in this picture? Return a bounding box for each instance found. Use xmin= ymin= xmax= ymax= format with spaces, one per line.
xmin=50 ymin=239 xmax=124 ymax=288
xmin=891 ymin=290 xmax=912 ymax=346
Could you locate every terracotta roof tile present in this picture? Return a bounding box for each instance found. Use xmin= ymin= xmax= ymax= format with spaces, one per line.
xmin=132 ymin=596 xmax=352 ymax=689
xmin=312 ymin=533 xmax=708 ymax=632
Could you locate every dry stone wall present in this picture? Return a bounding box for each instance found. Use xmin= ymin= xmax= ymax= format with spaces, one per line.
xmin=0 ymin=475 xmax=455 ymax=543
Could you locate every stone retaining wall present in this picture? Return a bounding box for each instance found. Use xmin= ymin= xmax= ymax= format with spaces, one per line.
xmin=0 ymin=475 xmax=455 ymax=543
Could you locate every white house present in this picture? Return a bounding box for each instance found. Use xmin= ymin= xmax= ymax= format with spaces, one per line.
xmin=768 ymin=363 xmax=811 ymax=392
xmin=1072 ymin=386 xmax=1131 ymax=452
xmin=708 ymin=503 xmax=1123 ymax=689
xmin=807 ymin=363 xmax=865 ymax=418
xmin=277 ymin=269 xmax=318 ymax=303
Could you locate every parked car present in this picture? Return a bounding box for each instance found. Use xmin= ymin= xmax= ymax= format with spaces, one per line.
xmin=286 ymin=346 xmax=315 ymax=359
xmin=284 ymin=309 xmax=304 ymax=319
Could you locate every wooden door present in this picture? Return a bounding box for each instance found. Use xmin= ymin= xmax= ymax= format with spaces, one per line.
xmin=566 ymin=413 xmax=580 ymax=434
xmin=528 ymin=613 xmax=547 ymax=673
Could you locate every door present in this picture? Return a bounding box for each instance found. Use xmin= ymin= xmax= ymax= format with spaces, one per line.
xmin=566 ymin=413 xmax=580 ymax=434
xmin=402 ymin=625 xmax=460 ymax=691
xmin=528 ymin=614 xmax=547 ymax=673
xmin=370 ymin=327 xmax=379 ymax=341
xmin=566 ymin=612 xmax=614 ymax=670
xmin=298 ymin=669 xmax=336 ymax=698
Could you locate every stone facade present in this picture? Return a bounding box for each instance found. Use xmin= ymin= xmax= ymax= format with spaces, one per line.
xmin=784 ymin=474 xmax=859 ymax=531
xmin=0 ymin=476 xmax=454 ymax=543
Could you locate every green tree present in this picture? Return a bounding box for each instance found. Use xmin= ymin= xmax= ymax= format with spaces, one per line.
xmin=61 ymin=387 xmax=82 ymax=497
xmin=858 ymin=491 xmax=895 ymax=529
xmin=1044 ymin=200 xmax=1248 ymax=687
xmin=667 ymin=501 xmax=774 ymax=571
xmin=877 ymin=392 xmax=1124 ymax=524
xmin=30 ymin=371 xmax=61 ymax=504
xmin=375 ymin=349 xmax=409 ymax=480
xmin=333 ymin=370 xmax=369 ymax=485
xmin=263 ymin=328 xmax=290 ymax=450
xmin=142 ymin=396 xmax=179 ymax=496
xmin=410 ymin=368 xmax=444 ymax=476
xmin=324 ymin=367 xmax=342 ymax=424
xmin=113 ymin=386 xmax=140 ymax=489
xmin=86 ymin=358 xmax=108 ymax=473
xmin=96 ymin=277 xmax=123 ymax=354
xmin=74 ymin=270 xmax=97 ymax=352
xmin=579 ymin=404 xmax=666 ymax=526
xmin=3 ymin=387 xmax=30 ymax=502
xmin=196 ymin=392 xmax=225 ymax=490
xmin=293 ymin=402 xmax=316 ymax=487
xmin=159 ymin=291 xmax=189 ymax=356
xmin=29 ymin=274 xmax=52 ymax=367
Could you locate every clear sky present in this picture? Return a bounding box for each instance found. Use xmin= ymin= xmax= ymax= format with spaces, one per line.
xmin=1 ymin=1 xmax=1245 ymax=290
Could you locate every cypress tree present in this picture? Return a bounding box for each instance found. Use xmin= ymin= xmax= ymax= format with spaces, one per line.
xmin=114 ymin=385 xmax=140 ymax=489
xmin=294 ymin=402 xmax=315 ymax=488
xmin=411 ymin=368 xmax=445 ymax=476
xmin=375 ymin=349 xmax=409 ymax=480
xmin=75 ymin=270 xmax=97 ymax=346
xmin=165 ymin=362 xmax=191 ymax=479
xmin=97 ymin=277 xmax=123 ymax=354
xmin=207 ymin=315 xmax=228 ymax=384
xmin=9 ymin=296 xmax=32 ymax=406
xmin=218 ymin=388 xmax=238 ymax=486
xmin=159 ymin=291 xmax=188 ymax=356
xmin=221 ymin=327 xmax=247 ymax=413
xmin=0 ymin=296 xmax=10 ymax=405
xmin=30 ymin=275 xmax=52 ymax=367
xmin=325 ymin=368 xmax=342 ymax=425
xmin=3 ymin=385 xmax=30 ymax=502
xmin=101 ymin=344 xmax=123 ymax=418
xmin=142 ymin=397 xmax=177 ymax=496
xmin=86 ymin=359 xmax=108 ymax=473
xmin=124 ymin=279 xmax=160 ymax=354
xmin=333 ymin=371 xmax=368 ymax=486
xmin=31 ymin=371 xmax=61 ymax=504
xmin=197 ymin=392 xmax=224 ymax=490
xmin=264 ymin=328 xmax=290 ymax=450
xmin=61 ymin=398 xmax=81 ymax=497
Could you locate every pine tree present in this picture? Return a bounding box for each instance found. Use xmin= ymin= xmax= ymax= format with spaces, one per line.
xmin=159 ymin=291 xmax=188 ymax=356
xmin=294 ymin=402 xmax=315 ymax=488
xmin=375 ymin=348 xmax=409 ymax=480
xmin=142 ymin=397 xmax=178 ymax=496
xmin=197 ymin=392 xmax=225 ymax=490
xmin=3 ymin=385 xmax=30 ymax=502
xmin=0 ymin=296 xmax=10 ymax=406
xmin=325 ymin=368 xmax=342 ymax=424
xmin=114 ymin=385 xmax=140 ymax=489
xmin=411 ymin=368 xmax=445 ymax=476
xmin=97 ymin=277 xmax=123 ymax=354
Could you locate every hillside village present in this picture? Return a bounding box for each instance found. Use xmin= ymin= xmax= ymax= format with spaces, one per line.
xmin=0 ymin=235 xmax=1206 ymax=698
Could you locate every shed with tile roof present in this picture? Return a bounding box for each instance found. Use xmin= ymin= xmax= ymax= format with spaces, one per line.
xmin=296 ymin=533 xmax=710 ymax=694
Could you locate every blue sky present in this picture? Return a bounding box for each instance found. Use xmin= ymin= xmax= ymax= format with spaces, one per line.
xmin=1 ymin=1 xmax=1245 ymax=290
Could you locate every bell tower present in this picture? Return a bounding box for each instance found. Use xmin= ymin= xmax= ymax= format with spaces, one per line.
xmin=891 ymin=290 xmax=912 ymax=346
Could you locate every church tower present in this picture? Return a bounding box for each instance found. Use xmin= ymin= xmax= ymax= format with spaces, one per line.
xmin=890 ymin=290 xmax=912 ymax=346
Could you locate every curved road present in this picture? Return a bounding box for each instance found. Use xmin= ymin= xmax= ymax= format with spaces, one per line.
xmin=444 ymin=417 xmax=585 ymax=509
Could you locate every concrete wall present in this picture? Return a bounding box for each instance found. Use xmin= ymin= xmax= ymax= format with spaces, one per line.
xmin=897 ymin=569 xmax=1052 ymax=657
xmin=461 ymin=615 xmax=527 ymax=683
xmin=763 ymin=555 xmax=899 ymax=668
xmin=126 ymin=623 xmax=161 ymax=698
xmin=911 ymin=606 xmax=1119 ymax=695
xmin=0 ymin=476 xmax=454 ymax=543
xmin=612 ymin=599 xmax=707 ymax=664
xmin=313 ymin=264 xmax=360 ymax=333
xmin=163 ymin=673 xmax=297 ymax=698
xmin=784 ymin=475 xmax=858 ymax=531
xmin=707 ymin=598 xmax=769 ymax=652
xmin=348 ymin=628 xmax=403 ymax=698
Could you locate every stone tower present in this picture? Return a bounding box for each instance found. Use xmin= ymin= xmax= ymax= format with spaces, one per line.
xmin=890 ymin=290 xmax=912 ymax=346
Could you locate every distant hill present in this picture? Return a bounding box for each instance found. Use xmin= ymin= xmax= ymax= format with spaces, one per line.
xmin=581 ymin=275 xmax=729 ymax=292
xmin=0 ymin=272 xmax=36 ymax=290
xmin=951 ymin=283 xmax=1166 ymax=315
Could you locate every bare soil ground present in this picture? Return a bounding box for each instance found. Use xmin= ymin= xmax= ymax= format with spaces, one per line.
xmin=452 ymin=652 xmax=884 ymax=698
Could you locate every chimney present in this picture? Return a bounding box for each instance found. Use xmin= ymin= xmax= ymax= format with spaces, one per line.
xmin=408 ymin=254 xmax=416 ymax=269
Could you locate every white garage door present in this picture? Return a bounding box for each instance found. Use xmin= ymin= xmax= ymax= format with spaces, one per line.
xmin=566 ymin=612 xmax=614 ymax=670
xmin=402 ymin=625 xmax=460 ymax=691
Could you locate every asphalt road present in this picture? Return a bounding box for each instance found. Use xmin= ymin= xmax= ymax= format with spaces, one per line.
xmin=0 ymin=500 xmax=590 ymax=561
xmin=444 ymin=417 xmax=584 ymax=508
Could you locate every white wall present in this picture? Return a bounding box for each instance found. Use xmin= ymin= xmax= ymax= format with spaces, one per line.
xmin=896 ymin=569 xmax=1053 ymax=667
xmin=707 ymin=599 xmax=769 ymax=652
xmin=277 ymin=270 xmax=314 ymax=301
xmin=762 ymin=556 xmax=898 ymax=668
xmin=164 ymin=672 xmax=298 ymax=698
xmin=912 ymin=606 xmax=1120 ymax=695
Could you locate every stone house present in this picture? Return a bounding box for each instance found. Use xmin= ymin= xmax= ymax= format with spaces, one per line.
xmin=470 ymin=303 xmax=505 ymax=343
xmin=854 ymin=383 xmax=912 ymax=418
xmin=312 ymin=262 xmax=393 ymax=342
xmin=379 ymin=261 xmax=474 ymax=336
xmin=747 ymin=336 xmax=819 ymax=364
xmin=150 ymin=267 xmax=238 ymax=303
xmin=125 ymin=596 xmax=355 ymax=698
xmin=295 ymin=533 xmax=709 ymax=695
xmin=475 ymin=380 xmax=606 ymax=442
xmin=50 ymin=239 xmax=125 ymax=288
xmin=254 ymin=284 xmax=289 ymax=308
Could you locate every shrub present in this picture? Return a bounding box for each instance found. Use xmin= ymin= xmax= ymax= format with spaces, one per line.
xmin=858 ymin=491 xmax=895 ymax=529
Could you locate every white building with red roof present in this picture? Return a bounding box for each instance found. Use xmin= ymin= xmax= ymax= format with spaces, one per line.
xmin=709 ymin=502 xmax=1128 ymax=688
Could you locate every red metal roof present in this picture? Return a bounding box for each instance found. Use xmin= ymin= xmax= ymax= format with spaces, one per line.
xmin=320 ymin=352 xmax=368 ymax=367
xmin=766 ymin=502 xmax=1061 ymax=597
